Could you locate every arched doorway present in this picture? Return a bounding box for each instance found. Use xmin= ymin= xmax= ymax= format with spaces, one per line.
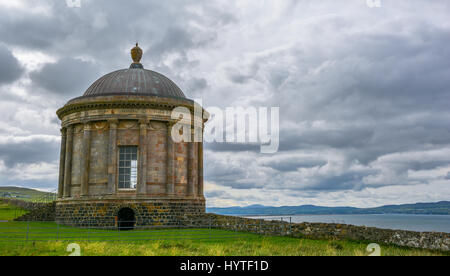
xmin=117 ymin=208 xmax=135 ymax=230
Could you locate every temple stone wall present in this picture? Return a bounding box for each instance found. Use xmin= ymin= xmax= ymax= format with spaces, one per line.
xmin=88 ymin=125 xmax=108 ymax=194
xmin=61 ymin=126 xmax=199 ymax=195
xmin=174 ymin=142 xmax=188 ymax=196
xmin=60 ymin=120 xmax=201 ymax=198
xmin=147 ymin=122 xmax=167 ymax=195
xmin=117 ymin=124 xmax=139 ymax=145
xmin=56 ymin=95 xmax=207 ymax=227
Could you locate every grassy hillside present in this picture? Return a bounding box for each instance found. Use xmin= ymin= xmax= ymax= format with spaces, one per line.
xmin=0 ymin=203 xmax=447 ymax=256
xmin=366 ymin=202 xmax=450 ymax=215
xmin=0 ymin=186 xmax=56 ymax=202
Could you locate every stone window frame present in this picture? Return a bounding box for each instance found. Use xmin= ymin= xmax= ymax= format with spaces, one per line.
xmin=118 ymin=145 xmax=139 ymax=190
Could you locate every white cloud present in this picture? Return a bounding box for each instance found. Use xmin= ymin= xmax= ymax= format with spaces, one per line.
xmin=7 ymin=162 xmax=58 ymax=181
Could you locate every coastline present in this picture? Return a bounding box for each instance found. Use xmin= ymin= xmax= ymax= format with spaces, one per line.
xmin=241 ymin=213 xmax=450 ymax=234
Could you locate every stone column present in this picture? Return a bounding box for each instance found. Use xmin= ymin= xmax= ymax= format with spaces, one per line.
xmin=58 ymin=128 xmax=67 ymax=199
xmin=80 ymin=122 xmax=92 ymax=197
xmin=63 ymin=125 xmax=74 ymax=198
xmin=107 ymin=119 xmax=119 ymax=195
xmin=138 ymin=119 xmax=148 ymax=195
xmin=166 ymin=122 xmax=175 ymax=196
xmin=187 ymin=129 xmax=197 ymax=197
xmin=198 ymin=139 xmax=204 ymax=198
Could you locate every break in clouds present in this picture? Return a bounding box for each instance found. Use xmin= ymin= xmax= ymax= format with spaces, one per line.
xmin=0 ymin=0 xmax=449 ymax=207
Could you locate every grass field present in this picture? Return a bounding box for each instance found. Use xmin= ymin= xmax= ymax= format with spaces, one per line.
xmin=0 ymin=202 xmax=28 ymax=221
xmin=0 ymin=203 xmax=447 ymax=256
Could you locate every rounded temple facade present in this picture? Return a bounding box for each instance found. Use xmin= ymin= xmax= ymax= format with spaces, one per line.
xmin=55 ymin=44 xmax=207 ymax=228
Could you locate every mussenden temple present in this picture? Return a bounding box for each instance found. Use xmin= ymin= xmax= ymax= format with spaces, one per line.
xmin=55 ymin=44 xmax=208 ymax=229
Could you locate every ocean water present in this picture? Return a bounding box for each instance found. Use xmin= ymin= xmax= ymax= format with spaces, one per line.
xmin=245 ymin=214 xmax=450 ymax=233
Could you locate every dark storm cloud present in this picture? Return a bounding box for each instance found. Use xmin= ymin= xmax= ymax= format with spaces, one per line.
xmin=203 ymin=151 xmax=266 ymax=190
xmin=0 ymin=137 xmax=59 ymax=167
xmin=235 ymin=16 xmax=450 ymax=166
xmin=205 ymin=190 xmax=229 ymax=198
xmin=0 ymin=13 xmax=68 ymax=49
xmin=30 ymin=58 xmax=99 ymax=96
xmin=262 ymin=158 xmax=327 ymax=172
xmin=150 ymin=26 xmax=214 ymax=58
xmin=305 ymin=172 xmax=370 ymax=192
xmin=0 ymin=1 xmax=233 ymax=67
xmin=205 ymin=142 xmax=261 ymax=153
xmin=278 ymin=127 xmax=375 ymax=152
xmin=228 ymin=73 xmax=252 ymax=84
xmin=185 ymin=78 xmax=208 ymax=93
xmin=446 ymin=172 xmax=450 ymax=180
xmin=0 ymin=44 xmax=23 ymax=84
xmin=205 ymin=162 xmax=247 ymax=184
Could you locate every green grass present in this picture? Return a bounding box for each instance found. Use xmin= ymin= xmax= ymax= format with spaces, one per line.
xmin=0 ymin=204 xmax=447 ymax=256
xmin=0 ymin=202 xmax=28 ymax=221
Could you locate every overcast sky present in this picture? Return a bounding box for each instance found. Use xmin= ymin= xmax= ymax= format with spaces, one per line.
xmin=0 ymin=0 xmax=449 ymax=207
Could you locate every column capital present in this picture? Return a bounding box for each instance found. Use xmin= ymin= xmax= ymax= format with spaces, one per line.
xmin=108 ymin=118 xmax=119 ymax=129
xmin=139 ymin=118 xmax=149 ymax=126
xmin=66 ymin=124 xmax=74 ymax=132
xmin=83 ymin=121 xmax=92 ymax=131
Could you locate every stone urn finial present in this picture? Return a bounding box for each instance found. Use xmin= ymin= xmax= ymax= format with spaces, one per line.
xmin=130 ymin=43 xmax=143 ymax=69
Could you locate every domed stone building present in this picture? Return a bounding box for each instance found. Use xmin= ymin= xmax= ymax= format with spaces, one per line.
xmin=55 ymin=44 xmax=207 ymax=228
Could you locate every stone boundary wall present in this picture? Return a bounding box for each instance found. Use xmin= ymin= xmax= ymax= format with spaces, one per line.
xmin=0 ymin=199 xmax=56 ymax=221
xmin=185 ymin=214 xmax=450 ymax=252
xmin=1 ymin=198 xmax=44 ymax=211
xmin=15 ymin=202 xmax=55 ymax=222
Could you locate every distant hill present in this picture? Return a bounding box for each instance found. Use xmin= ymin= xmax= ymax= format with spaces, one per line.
xmin=207 ymin=201 xmax=450 ymax=216
xmin=0 ymin=187 xmax=56 ymax=202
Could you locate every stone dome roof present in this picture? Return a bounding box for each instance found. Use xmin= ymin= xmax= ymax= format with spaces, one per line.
xmin=83 ymin=68 xmax=186 ymax=98
xmin=82 ymin=43 xmax=186 ymax=99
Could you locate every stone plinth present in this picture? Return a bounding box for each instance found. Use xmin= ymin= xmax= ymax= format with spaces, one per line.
xmin=56 ymin=198 xmax=205 ymax=227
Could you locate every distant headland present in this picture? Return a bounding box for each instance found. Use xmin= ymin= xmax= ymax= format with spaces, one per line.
xmin=207 ymin=201 xmax=450 ymax=216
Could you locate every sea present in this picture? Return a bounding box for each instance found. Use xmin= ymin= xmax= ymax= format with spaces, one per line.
xmin=245 ymin=214 xmax=450 ymax=233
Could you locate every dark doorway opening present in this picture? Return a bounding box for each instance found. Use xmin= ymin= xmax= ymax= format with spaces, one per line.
xmin=118 ymin=208 xmax=135 ymax=230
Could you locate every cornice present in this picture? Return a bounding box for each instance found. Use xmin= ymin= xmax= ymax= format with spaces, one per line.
xmin=57 ymin=96 xmax=200 ymax=120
